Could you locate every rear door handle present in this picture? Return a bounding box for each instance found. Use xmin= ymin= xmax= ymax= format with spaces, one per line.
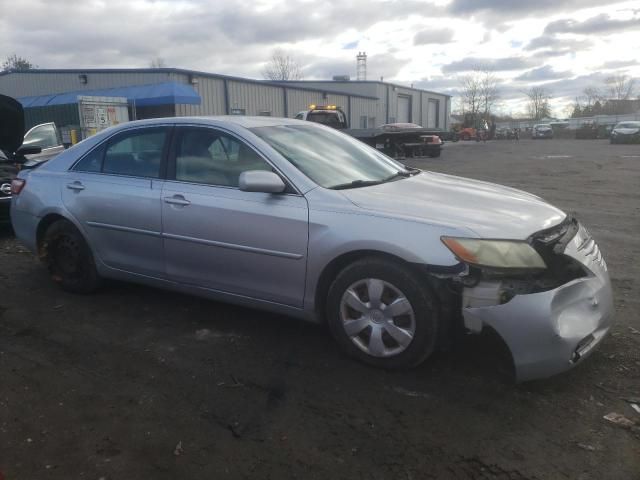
xmin=163 ymin=195 xmax=191 ymax=206
xmin=66 ymin=181 xmax=85 ymax=191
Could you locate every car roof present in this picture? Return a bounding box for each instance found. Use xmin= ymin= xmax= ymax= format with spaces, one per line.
xmin=118 ymin=115 xmax=304 ymax=130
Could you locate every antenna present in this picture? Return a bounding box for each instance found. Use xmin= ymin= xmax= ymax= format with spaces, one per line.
xmin=356 ymin=52 xmax=367 ymax=81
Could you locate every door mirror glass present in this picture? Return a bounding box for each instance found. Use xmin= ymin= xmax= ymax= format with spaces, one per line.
xmin=239 ymin=170 xmax=286 ymax=193
xmin=16 ymin=145 xmax=42 ymax=156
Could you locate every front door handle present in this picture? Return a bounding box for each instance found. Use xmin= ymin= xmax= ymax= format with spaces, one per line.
xmin=66 ymin=181 xmax=85 ymax=191
xmin=163 ymin=195 xmax=191 ymax=206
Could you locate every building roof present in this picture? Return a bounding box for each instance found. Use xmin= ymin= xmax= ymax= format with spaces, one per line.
xmin=0 ymin=68 xmax=380 ymax=100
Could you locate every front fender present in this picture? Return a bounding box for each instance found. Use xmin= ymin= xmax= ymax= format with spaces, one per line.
xmin=303 ymin=206 xmax=468 ymax=313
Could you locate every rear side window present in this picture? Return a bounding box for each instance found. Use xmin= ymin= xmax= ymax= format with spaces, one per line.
xmin=73 ymin=145 xmax=104 ymax=172
xmin=102 ymin=128 xmax=167 ymax=178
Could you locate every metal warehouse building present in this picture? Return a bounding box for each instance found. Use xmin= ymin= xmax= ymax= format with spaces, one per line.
xmin=0 ymin=68 xmax=450 ymax=131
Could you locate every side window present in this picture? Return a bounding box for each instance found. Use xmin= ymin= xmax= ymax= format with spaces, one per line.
xmin=73 ymin=145 xmax=104 ymax=172
xmin=23 ymin=124 xmax=59 ymax=149
xmin=103 ymin=128 xmax=167 ymax=178
xmin=295 ymin=113 xmax=304 ymax=120
xmin=175 ymin=128 xmax=271 ymax=187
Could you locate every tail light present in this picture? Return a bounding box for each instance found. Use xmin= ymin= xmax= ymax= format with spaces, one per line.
xmin=11 ymin=179 xmax=26 ymax=195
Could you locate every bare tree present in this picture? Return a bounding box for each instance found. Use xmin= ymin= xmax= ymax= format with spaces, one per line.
xmin=1 ymin=54 xmax=35 ymax=72
xmin=459 ymin=73 xmax=481 ymax=118
xmin=150 ymin=57 xmax=166 ymax=68
xmin=479 ymin=68 xmax=500 ymax=117
xmin=605 ymin=74 xmax=635 ymax=101
xmin=583 ymin=86 xmax=602 ymax=108
xmin=525 ymin=86 xmax=552 ymax=120
xmin=458 ymin=66 xmax=500 ymax=124
xmin=262 ymin=49 xmax=303 ymax=81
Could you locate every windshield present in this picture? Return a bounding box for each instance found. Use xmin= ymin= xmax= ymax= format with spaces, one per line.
xmin=616 ymin=122 xmax=640 ymax=129
xmin=251 ymin=124 xmax=409 ymax=189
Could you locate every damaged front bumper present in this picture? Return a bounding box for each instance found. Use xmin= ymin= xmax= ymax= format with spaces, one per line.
xmin=462 ymin=224 xmax=613 ymax=382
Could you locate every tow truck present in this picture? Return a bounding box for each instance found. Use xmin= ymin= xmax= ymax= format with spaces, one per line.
xmin=295 ymin=105 xmax=443 ymax=158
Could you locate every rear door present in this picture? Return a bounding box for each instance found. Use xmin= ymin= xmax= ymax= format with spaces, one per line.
xmin=62 ymin=126 xmax=170 ymax=277
xmin=161 ymin=126 xmax=309 ymax=307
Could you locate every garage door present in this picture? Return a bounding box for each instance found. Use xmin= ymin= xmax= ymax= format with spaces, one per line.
xmin=427 ymin=99 xmax=438 ymax=128
xmin=397 ymin=95 xmax=411 ymax=123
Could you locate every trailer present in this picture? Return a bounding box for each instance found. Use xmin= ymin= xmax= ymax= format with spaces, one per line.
xmin=296 ymin=105 xmax=443 ymax=158
xmin=346 ymin=124 xmax=443 ymax=158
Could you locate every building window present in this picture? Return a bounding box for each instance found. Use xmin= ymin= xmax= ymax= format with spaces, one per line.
xmin=368 ymin=117 xmax=376 ymax=128
xmin=258 ymin=111 xmax=272 ymax=116
xmin=359 ymin=116 xmax=368 ymax=128
xmin=230 ymin=108 xmax=246 ymax=115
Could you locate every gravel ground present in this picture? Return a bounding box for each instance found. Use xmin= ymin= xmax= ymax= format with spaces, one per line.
xmin=1 ymin=138 xmax=639 ymax=479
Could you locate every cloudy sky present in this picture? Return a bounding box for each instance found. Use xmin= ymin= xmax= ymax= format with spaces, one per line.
xmin=1 ymin=0 xmax=639 ymax=115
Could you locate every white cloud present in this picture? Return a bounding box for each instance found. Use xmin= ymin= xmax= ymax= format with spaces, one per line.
xmin=0 ymin=0 xmax=639 ymax=113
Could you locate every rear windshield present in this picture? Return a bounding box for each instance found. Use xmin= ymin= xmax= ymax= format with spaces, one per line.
xmin=307 ymin=111 xmax=347 ymax=129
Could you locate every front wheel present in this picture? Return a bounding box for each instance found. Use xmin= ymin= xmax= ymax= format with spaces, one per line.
xmin=41 ymin=219 xmax=101 ymax=293
xmin=326 ymin=258 xmax=439 ymax=368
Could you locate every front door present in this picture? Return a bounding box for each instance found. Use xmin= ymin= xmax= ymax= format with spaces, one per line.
xmin=62 ymin=126 xmax=170 ymax=277
xmin=161 ymin=126 xmax=308 ymax=307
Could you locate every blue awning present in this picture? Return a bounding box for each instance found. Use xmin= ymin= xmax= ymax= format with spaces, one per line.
xmin=18 ymin=81 xmax=201 ymax=108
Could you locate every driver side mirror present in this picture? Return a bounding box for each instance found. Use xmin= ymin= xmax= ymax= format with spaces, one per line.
xmin=239 ymin=170 xmax=286 ymax=193
xmin=16 ymin=145 xmax=42 ymax=156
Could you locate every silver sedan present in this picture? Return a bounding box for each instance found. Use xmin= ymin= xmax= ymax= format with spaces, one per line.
xmin=10 ymin=116 xmax=613 ymax=381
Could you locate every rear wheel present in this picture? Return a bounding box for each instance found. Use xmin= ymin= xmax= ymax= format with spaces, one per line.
xmin=326 ymin=258 xmax=439 ymax=368
xmin=41 ymin=219 xmax=101 ymax=293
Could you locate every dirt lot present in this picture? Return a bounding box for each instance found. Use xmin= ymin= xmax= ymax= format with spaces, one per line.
xmin=1 ymin=138 xmax=639 ymax=479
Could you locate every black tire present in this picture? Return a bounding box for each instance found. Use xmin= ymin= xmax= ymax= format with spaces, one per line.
xmin=326 ymin=258 xmax=439 ymax=368
xmin=41 ymin=219 xmax=101 ymax=293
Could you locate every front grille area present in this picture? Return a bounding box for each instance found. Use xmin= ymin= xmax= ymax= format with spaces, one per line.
xmin=0 ymin=182 xmax=12 ymax=198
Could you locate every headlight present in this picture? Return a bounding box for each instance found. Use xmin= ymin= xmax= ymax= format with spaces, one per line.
xmin=441 ymin=237 xmax=546 ymax=269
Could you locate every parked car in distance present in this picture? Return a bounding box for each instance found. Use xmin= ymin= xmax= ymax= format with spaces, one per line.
xmin=610 ymin=121 xmax=640 ymax=144
xmin=532 ymin=124 xmax=553 ymax=139
xmin=10 ymin=115 xmax=613 ymax=382
xmin=495 ymin=127 xmax=516 ymax=140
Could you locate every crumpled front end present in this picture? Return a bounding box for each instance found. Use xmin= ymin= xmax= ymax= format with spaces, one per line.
xmin=461 ymin=221 xmax=613 ymax=382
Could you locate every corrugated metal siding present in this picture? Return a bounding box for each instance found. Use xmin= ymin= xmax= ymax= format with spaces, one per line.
xmin=23 ymin=104 xmax=79 ymax=131
xmin=284 ymin=81 xmax=379 ymax=98
xmin=172 ymin=74 xmax=226 ymax=116
xmin=228 ymin=82 xmax=284 ymax=117
xmin=0 ymin=72 xmax=173 ymax=97
xmin=285 ymin=90 xmax=349 ymax=118
xmin=349 ymin=97 xmax=382 ymax=128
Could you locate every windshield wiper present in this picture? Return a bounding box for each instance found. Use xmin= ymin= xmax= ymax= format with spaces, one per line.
xmin=329 ymin=179 xmax=385 ymax=190
xmin=329 ymin=169 xmax=418 ymax=190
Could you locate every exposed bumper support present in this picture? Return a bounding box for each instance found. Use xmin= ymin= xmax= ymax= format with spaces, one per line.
xmin=462 ymin=224 xmax=614 ymax=382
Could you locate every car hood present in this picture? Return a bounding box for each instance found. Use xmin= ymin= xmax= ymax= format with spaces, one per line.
xmin=340 ymin=171 xmax=566 ymax=239
xmin=0 ymin=94 xmax=25 ymax=155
